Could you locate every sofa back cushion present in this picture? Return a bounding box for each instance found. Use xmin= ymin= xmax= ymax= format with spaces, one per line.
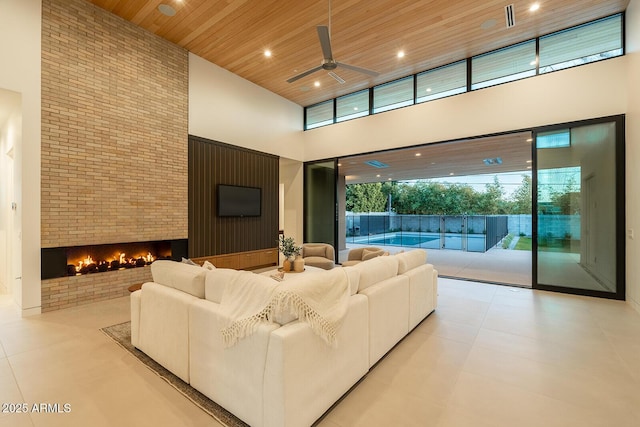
xmin=151 ymin=260 xmax=206 ymax=298
xmin=204 ymin=268 xmax=237 ymax=303
xmin=353 ymin=256 xmax=399 ymax=291
xmin=396 ymin=249 xmax=427 ymax=274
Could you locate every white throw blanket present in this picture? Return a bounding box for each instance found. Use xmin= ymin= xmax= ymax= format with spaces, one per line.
xmin=220 ymin=268 xmax=350 ymax=347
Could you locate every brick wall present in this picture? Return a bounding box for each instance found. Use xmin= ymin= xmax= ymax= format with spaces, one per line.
xmin=41 ymin=267 xmax=152 ymax=313
xmin=40 ymin=0 xmax=188 ymax=311
xmin=41 ymin=0 xmax=188 ymax=248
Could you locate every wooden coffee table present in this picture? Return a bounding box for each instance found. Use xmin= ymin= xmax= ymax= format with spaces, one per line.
xmin=127 ymin=283 xmax=143 ymax=292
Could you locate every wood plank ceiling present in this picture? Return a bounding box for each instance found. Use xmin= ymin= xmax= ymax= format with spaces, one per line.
xmin=86 ymin=0 xmax=629 ymax=107
xmin=339 ymin=132 xmax=533 ymax=184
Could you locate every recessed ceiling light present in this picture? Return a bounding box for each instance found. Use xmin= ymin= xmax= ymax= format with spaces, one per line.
xmin=158 ymin=4 xmax=176 ymax=16
xmin=376 ymin=174 xmax=381 ymax=178
xmin=426 ymin=88 xmax=432 ymax=92
xmin=527 ymin=166 xmax=532 ymax=169
xmin=526 ymin=138 xmax=533 ymax=142
xmin=388 ymin=178 xmax=392 ymax=181
xmin=449 ymin=172 xmax=455 ymax=176
xmin=530 ymin=59 xmax=537 ymax=66
xmin=415 ymin=153 xmax=421 ymax=157
xmin=397 ymin=51 xmax=405 ymax=58
xmin=337 ymin=163 xmax=342 ymax=167
xmin=264 ymin=50 xmax=272 ymax=57
xmin=354 ymin=107 xmax=359 ymax=111
xmin=526 ymin=160 xmax=532 ymax=163
xmin=530 ymin=3 xmax=540 ymax=12
xmin=314 ymin=81 xmax=320 ymax=87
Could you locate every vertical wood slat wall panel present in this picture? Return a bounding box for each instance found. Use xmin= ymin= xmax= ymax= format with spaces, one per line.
xmin=188 ymin=135 xmax=279 ymax=258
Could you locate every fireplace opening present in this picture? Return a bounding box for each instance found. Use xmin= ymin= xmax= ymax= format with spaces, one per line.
xmin=41 ymin=239 xmax=187 ymax=280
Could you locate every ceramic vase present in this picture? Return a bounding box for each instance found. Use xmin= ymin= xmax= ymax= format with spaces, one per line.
xmin=293 ymin=255 xmax=305 ymax=272
xmin=282 ymin=257 xmax=292 ymax=272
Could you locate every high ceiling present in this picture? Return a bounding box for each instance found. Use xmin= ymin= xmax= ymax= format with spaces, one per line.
xmin=86 ymin=0 xmax=629 ymax=107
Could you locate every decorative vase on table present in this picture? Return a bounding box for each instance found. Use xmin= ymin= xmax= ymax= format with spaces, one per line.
xmin=278 ymin=235 xmax=301 ymax=273
xmin=293 ymin=255 xmax=305 ymax=272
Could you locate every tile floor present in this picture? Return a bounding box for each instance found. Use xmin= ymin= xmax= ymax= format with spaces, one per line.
xmin=1 ymin=278 xmax=640 ymax=427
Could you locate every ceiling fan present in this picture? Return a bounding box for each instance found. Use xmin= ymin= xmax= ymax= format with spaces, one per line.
xmin=286 ymin=1 xmax=380 ymax=84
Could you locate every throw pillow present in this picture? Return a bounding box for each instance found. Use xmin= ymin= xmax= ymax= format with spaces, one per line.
xmin=181 ymin=257 xmax=199 ymax=266
xmin=202 ymin=260 xmax=216 ymax=270
xmin=362 ymin=248 xmax=383 ymax=261
xmin=304 ymin=246 xmax=326 ymax=258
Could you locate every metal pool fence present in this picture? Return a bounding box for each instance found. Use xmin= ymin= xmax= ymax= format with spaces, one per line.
xmin=346 ymin=214 xmax=509 ymax=253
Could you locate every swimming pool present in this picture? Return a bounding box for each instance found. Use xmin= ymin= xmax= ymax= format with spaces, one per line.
xmin=353 ymin=232 xmax=488 ymax=251
xmin=366 ymin=235 xmax=438 ymax=246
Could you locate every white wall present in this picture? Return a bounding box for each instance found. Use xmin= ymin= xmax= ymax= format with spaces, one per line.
xmin=0 ymin=0 xmax=41 ymax=315
xmin=188 ymin=53 xmax=304 ymax=160
xmin=625 ymin=0 xmax=640 ymax=313
xmin=300 ymin=57 xmax=628 ymax=161
xmin=0 ymin=91 xmax=22 ymax=296
xmin=279 ymin=158 xmax=304 ymax=245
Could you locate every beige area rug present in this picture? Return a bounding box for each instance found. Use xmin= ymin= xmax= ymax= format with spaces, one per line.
xmin=100 ymin=322 xmax=248 ymax=427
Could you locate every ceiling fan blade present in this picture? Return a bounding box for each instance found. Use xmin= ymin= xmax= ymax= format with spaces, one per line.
xmin=328 ymin=71 xmax=345 ymax=84
xmin=317 ymin=26 xmax=333 ymax=60
xmin=286 ymin=65 xmax=323 ymax=83
xmin=336 ymin=62 xmax=380 ymax=77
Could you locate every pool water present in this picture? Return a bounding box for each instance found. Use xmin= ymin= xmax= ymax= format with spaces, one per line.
xmin=356 ymin=233 xmax=488 ymax=252
xmin=367 ymin=235 xmax=438 ymax=246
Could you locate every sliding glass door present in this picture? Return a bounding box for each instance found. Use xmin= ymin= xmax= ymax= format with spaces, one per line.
xmin=304 ymin=160 xmax=337 ymax=257
xmin=534 ymin=116 xmax=625 ymax=298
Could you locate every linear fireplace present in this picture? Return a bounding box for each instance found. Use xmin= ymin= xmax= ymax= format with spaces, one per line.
xmin=41 ymin=239 xmax=187 ymax=280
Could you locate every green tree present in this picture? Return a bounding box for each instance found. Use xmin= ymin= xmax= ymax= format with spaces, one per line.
xmin=345 ymin=183 xmax=388 ymax=212
xmin=550 ymin=177 xmax=580 ymax=214
xmin=510 ymin=175 xmax=532 ymax=214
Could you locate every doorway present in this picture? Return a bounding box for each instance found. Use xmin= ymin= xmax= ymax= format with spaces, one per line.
xmin=534 ymin=117 xmax=624 ymax=298
xmin=336 ymin=132 xmax=533 ymax=287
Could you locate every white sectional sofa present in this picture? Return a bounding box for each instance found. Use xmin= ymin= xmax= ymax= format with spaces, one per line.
xmin=130 ymin=249 xmax=437 ymax=427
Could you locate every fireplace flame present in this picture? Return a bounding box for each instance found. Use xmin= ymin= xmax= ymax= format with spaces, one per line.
xmin=68 ymin=244 xmax=166 ymax=276
xmin=76 ymin=255 xmax=95 ymax=272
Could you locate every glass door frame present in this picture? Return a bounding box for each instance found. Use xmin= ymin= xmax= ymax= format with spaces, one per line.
xmin=303 ymin=158 xmax=339 ymax=263
xmin=531 ymin=115 xmax=626 ymax=300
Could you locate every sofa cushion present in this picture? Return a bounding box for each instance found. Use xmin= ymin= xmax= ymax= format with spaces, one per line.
xmin=396 ymin=249 xmax=427 ymax=274
xmin=353 ymin=256 xmax=399 ymax=291
xmin=204 ymin=268 xmax=244 ymax=303
xmin=304 ymin=246 xmax=327 ymax=258
xmin=304 ymin=257 xmax=334 ymax=270
xmin=150 ymin=260 xmax=206 ymax=298
xmin=361 ymin=248 xmax=384 ymax=261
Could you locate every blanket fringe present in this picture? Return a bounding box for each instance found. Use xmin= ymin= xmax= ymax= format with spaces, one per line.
xmin=276 ymin=291 xmax=338 ymax=346
xmin=221 ymin=300 xmax=278 ymax=347
xmin=221 ymin=292 xmax=341 ymax=347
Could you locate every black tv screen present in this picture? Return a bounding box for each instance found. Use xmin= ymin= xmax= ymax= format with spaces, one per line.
xmin=217 ymin=184 xmax=261 ymax=217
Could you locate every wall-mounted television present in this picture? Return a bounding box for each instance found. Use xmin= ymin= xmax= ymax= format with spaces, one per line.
xmin=217 ymin=184 xmax=261 ymax=217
